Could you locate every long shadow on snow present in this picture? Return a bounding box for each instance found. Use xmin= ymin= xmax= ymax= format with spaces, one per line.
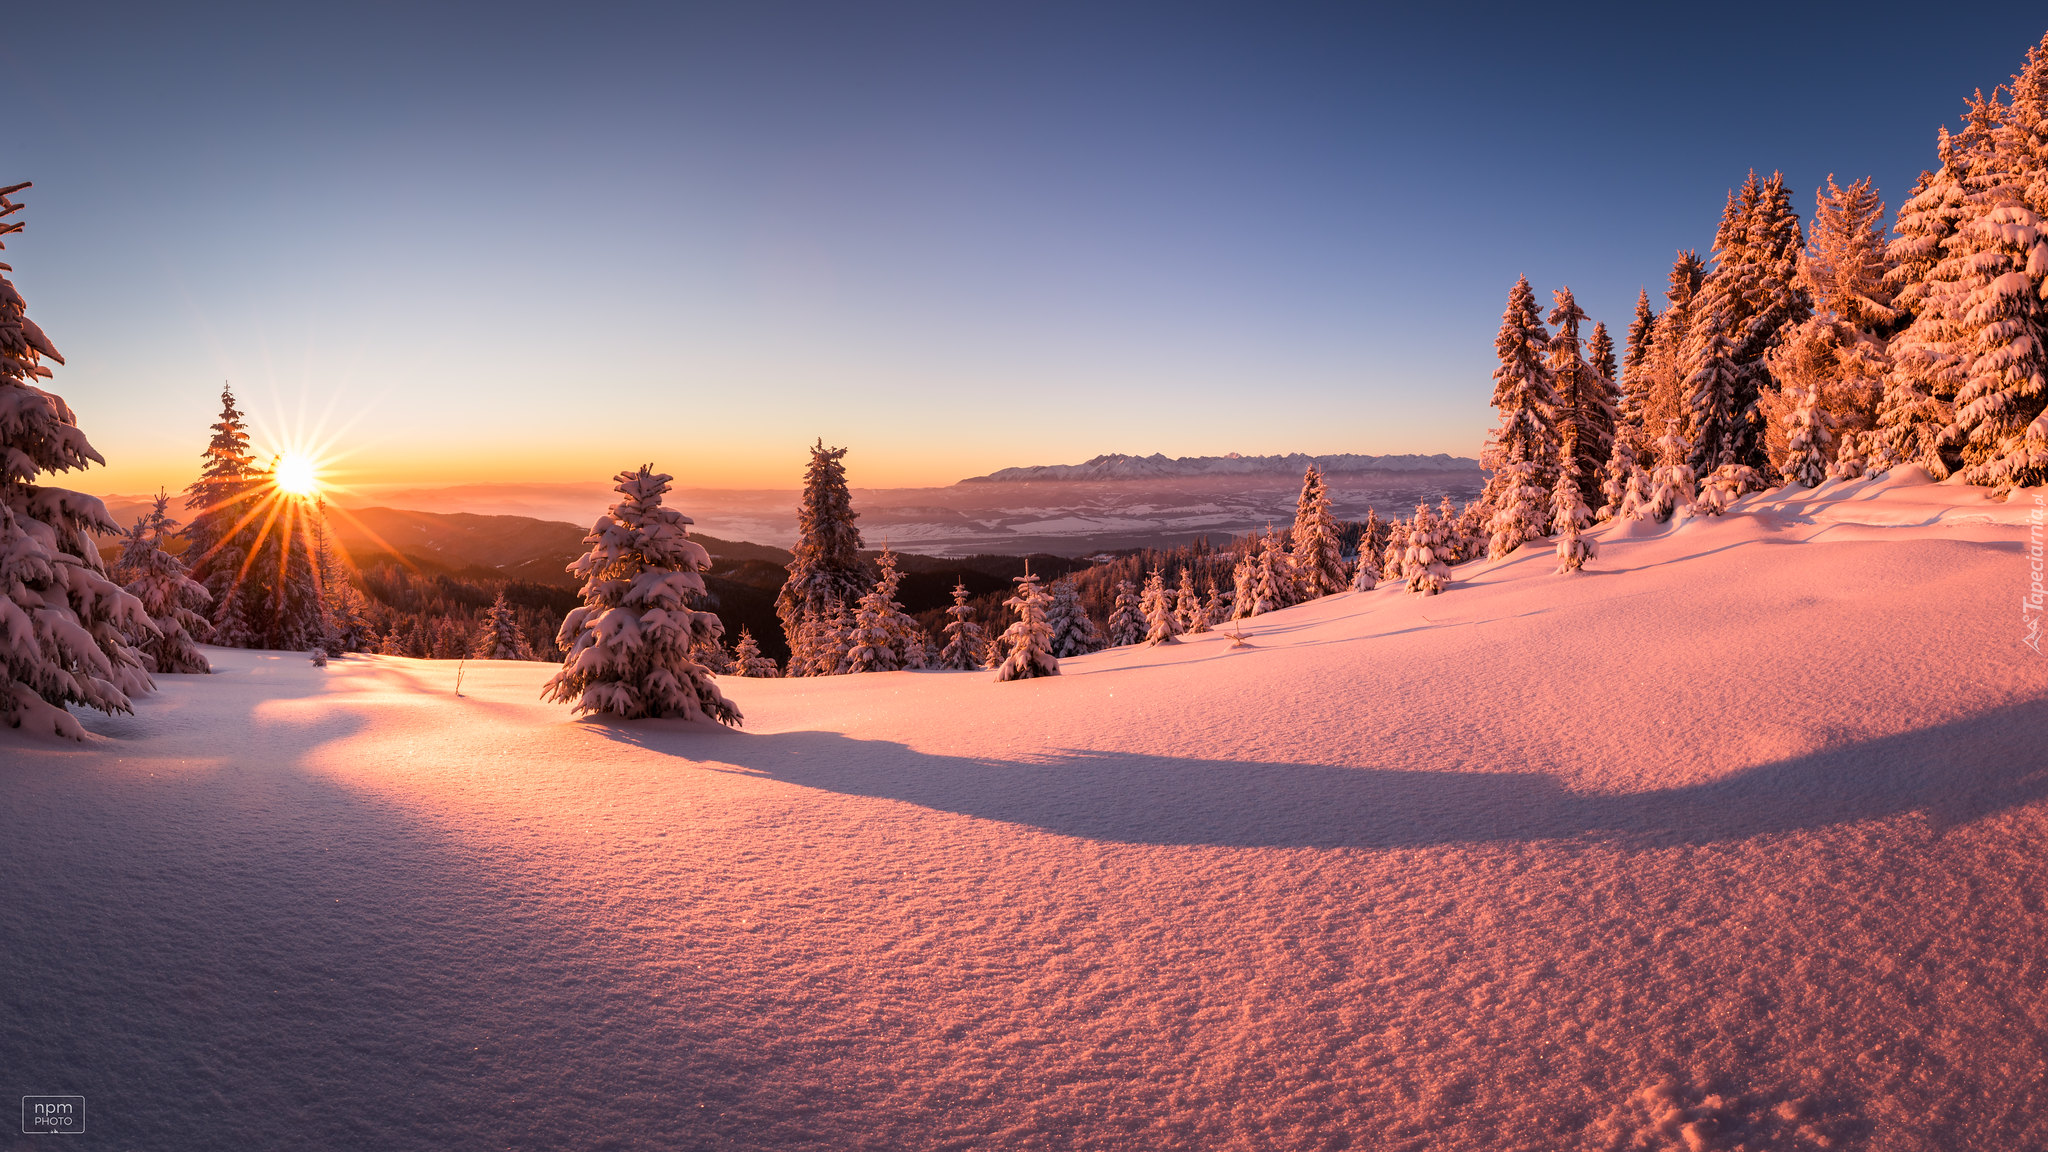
xmin=600 ymin=699 xmax=2048 ymax=849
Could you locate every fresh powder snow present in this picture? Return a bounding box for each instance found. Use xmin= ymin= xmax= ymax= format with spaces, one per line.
xmin=4 ymin=473 xmax=2047 ymax=1150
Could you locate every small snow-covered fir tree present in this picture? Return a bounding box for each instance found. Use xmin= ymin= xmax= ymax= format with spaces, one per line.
xmin=1173 ymin=568 xmax=1203 ymax=632
xmin=1251 ymin=549 xmax=1284 ymax=616
xmin=1045 ymin=577 xmax=1102 ymax=657
xmin=1141 ymin=568 xmax=1182 ymax=643
xmin=1184 ymin=574 xmax=1212 ymax=634
xmin=1403 ymin=502 xmax=1450 ymax=595
xmin=1642 ymin=423 xmax=1697 ymax=522
xmin=1288 ymin=464 xmax=1348 ymax=598
xmin=692 ymin=633 xmax=737 ymax=675
xmin=1697 ymin=463 xmax=1766 ymax=516
xmin=1779 ymin=381 xmax=1835 ymax=487
xmin=814 ymin=602 xmax=852 ymax=676
xmin=114 ymin=490 xmax=212 ymax=675
xmin=1381 ymin=518 xmax=1408 ymax=584
xmin=1828 ymin=430 xmax=1870 ymax=481
xmin=734 ymin=627 xmax=781 ymax=677
xmin=903 ymin=627 xmax=932 ymax=670
xmin=1551 ymin=465 xmax=1594 ymax=574
xmin=1597 ymin=435 xmax=1640 ymax=520
xmin=1229 ymin=550 xmax=1257 ymax=619
xmin=1434 ymin=496 xmax=1465 ymax=565
xmin=541 ymin=465 xmax=740 ymax=725
xmin=1617 ymin=463 xmax=1656 ymax=521
xmin=0 ymin=183 xmax=154 ymax=736
xmin=994 ymin=569 xmax=1059 ymax=681
xmin=1106 ymin=578 xmax=1146 ymax=645
xmin=847 ymin=546 xmax=919 ymax=673
xmin=1349 ymin=543 xmax=1378 ymax=591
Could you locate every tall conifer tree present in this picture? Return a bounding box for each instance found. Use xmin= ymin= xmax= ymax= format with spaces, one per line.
xmin=775 ymin=440 xmax=871 ymax=673
xmin=0 ymin=183 xmax=154 ymax=736
xmin=1482 ymin=276 xmax=1557 ymax=558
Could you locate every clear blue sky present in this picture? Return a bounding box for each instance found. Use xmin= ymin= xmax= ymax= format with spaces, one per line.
xmin=7 ymin=1 xmax=2046 ymax=491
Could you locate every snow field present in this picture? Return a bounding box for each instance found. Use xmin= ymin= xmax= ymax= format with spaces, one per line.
xmin=5 ymin=473 xmax=2047 ymax=1150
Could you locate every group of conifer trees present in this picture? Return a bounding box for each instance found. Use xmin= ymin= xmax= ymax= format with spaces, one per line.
xmin=1482 ymin=27 xmax=2048 ymax=565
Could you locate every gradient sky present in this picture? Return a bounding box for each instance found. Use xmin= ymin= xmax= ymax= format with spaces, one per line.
xmin=8 ymin=2 xmax=2048 ymax=494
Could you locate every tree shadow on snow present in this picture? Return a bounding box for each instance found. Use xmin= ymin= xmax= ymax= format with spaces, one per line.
xmin=592 ymin=700 xmax=2048 ymax=849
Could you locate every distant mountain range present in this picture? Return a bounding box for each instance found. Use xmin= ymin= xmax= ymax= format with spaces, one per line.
xmin=961 ymin=452 xmax=1480 ymax=483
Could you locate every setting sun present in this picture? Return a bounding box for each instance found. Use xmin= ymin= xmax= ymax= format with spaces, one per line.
xmin=272 ymin=453 xmax=320 ymax=497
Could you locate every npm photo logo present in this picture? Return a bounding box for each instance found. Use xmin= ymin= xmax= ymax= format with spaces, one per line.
xmin=22 ymin=1096 xmax=84 ymax=1134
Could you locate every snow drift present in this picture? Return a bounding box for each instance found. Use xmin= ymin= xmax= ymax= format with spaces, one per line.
xmin=4 ymin=471 xmax=2046 ymax=1150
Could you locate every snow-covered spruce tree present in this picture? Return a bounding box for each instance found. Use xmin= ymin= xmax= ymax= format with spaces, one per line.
xmin=1381 ymin=518 xmax=1408 ymax=585
xmin=1228 ymin=552 xmax=1257 ymax=619
xmin=1348 ymin=536 xmax=1379 ymax=591
xmin=1551 ymin=464 xmax=1594 ymax=575
xmin=1202 ymin=587 xmax=1229 ymax=626
xmin=182 ymin=386 xmax=263 ymax=647
xmin=774 ymin=440 xmax=871 ymax=674
xmin=692 ymin=634 xmax=737 ymax=675
xmin=1617 ymin=462 xmax=1656 ymax=521
xmin=1682 ymin=322 xmax=1746 ymax=476
xmin=1642 ymin=422 xmax=1697 ymax=522
xmin=814 ymin=601 xmax=852 ymax=677
xmin=1682 ymin=173 xmax=1809 ymax=477
xmin=904 ymin=626 xmax=933 ymax=670
xmin=1640 ymin=251 xmax=1706 ymax=436
xmin=1550 ymin=288 xmax=1616 ymax=510
xmin=473 ymin=589 xmax=536 ymax=660
xmin=1252 ymin=548 xmax=1285 ymax=616
xmin=1828 ymin=430 xmax=1871 ymax=481
xmin=0 ymin=183 xmax=155 ymax=735
xmin=937 ymin=581 xmax=987 ymax=668
xmin=1770 ymin=176 xmax=1896 ymax=448
xmin=994 ymin=569 xmax=1059 ymax=681
xmin=1046 ymin=576 xmax=1103 ymax=656
xmin=1402 ymin=502 xmax=1449 ymax=595
xmin=1140 ymin=568 xmax=1182 ymax=643
xmin=847 ymin=546 xmax=919 ymax=673
xmin=253 ymin=486 xmax=326 ymax=653
xmin=1172 ymin=567 xmax=1204 ymax=632
xmin=1105 ymin=578 xmax=1145 ymax=645
xmin=1260 ymin=526 xmax=1297 ymax=607
xmin=1435 ymin=496 xmax=1465 ymax=565
xmin=309 ymin=499 xmax=372 ymax=655
xmin=541 ymin=465 xmax=740 ymax=725
xmin=848 ymin=586 xmax=898 ymax=673
xmin=1779 ymin=381 xmax=1835 ymax=487
xmin=1696 ymin=463 xmax=1765 ymax=516
xmin=1597 ymin=434 xmax=1639 ymax=520
xmin=1879 ymin=94 xmax=2017 ymax=476
xmin=1944 ymin=204 xmax=2048 ymax=491
xmin=1287 ymin=463 xmax=1348 ymax=598
xmin=733 ymin=627 xmax=780 ymax=677
xmin=1482 ymin=276 xmax=1558 ymax=559
xmin=1620 ymin=287 xmax=1658 ymax=431
xmin=114 ymin=490 xmax=212 ymax=674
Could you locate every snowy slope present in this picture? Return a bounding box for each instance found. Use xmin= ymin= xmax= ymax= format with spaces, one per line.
xmin=5 ymin=472 xmax=2047 ymax=1151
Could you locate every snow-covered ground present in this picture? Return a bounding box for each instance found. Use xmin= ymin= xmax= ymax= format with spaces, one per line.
xmin=7 ymin=472 xmax=2047 ymax=1150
